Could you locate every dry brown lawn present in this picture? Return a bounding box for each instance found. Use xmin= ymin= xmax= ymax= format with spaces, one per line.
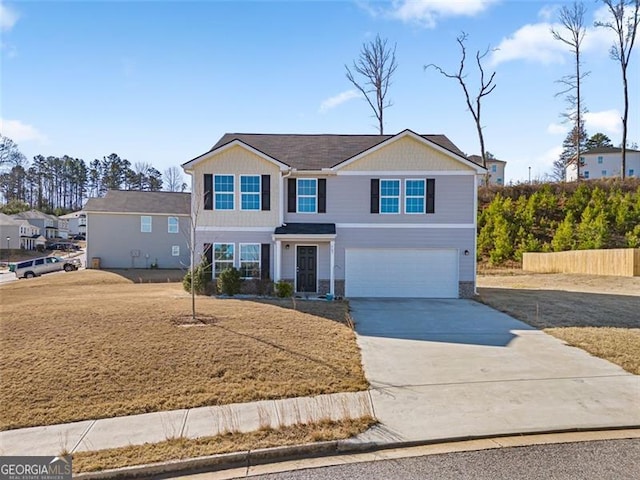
xmin=72 ymin=417 xmax=375 ymax=474
xmin=0 ymin=270 xmax=367 ymax=430
xmin=478 ymin=273 xmax=640 ymax=375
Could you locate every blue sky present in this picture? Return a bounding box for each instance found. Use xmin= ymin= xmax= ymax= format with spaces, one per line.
xmin=1 ymin=0 xmax=638 ymax=184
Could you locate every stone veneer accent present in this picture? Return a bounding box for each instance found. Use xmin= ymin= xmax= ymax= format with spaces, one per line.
xmin=458 ymin=281 xmax=475 ymax=298
xmin=317 ymin=280 xmax=345 ymax=297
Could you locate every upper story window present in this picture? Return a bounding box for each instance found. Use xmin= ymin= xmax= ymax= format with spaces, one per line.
xmin=141 ymin=216 xmax=152 ymax=233
xmin=168 ymin=216 xmax=179 ymax=233
xmin=584 ymin=171 xmax=590 ymax=179
xmin=297 ymin=179 xmax=317 ymax=213
xmin=597 ymin=156 xmax=603 ymax=164
xmin=405 ymin=179 xmax=425 ymax=214
xmin=240 ymin=175 xmax=261 ymax=211
xmin=214 ymin=175 xmax=234 ymax=210
xmin=380 ymin=179 xmax=400 ymax=214
xmin=491 ymin=165 xmax=497 ymax=173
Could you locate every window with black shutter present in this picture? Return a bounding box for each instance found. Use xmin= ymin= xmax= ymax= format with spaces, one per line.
xmin=203 ymin=243 xmax=213 ymax=278
xmin=370 ymin=179 xmax=380 ymax=213
xmin=203 ymin=174 xmax=213 ymax=210
xmin=318 ymin=178 xmax=326 ymax=213
xmin=261 ymin=175 xmax=270 ymax=211
xmin=261 ymin=244 xmax=270 ymax=280
xmin=288 ymin=178 xmax=297 ymax=212
xmin=426 ymin=178 xmax=435 ymax=214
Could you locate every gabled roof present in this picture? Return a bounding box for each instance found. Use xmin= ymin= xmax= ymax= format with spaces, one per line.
xmin=583 ymin=147 xmax=640 ymax=155
xmin=0 ymin=213 xmax=22 ymax=226
xmin=84 ymin=190 xmax=191 ymax=215
xmin=185 ymin=130 xmax=470 ymax=171
xmin=468 ymin=155 xmax=506 ymax=165
xmin=12 ymin=210 xmax=58 ymax=221
xmin=59 ymin=211 xmax=85 ymax=219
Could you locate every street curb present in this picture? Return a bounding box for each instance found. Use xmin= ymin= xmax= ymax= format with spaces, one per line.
xmin=73 ymin=425 xmax=640 ymax=479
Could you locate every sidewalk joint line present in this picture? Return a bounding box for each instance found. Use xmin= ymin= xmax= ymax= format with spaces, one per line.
xmin=180 ymin=409 xmax=189 ymax=438
xmin=370 ymin=373 xmax=634 ymax=391
xmin=70 ymin=419 xmax=96 ymax=454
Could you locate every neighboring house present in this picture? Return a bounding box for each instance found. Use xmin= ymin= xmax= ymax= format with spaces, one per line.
xmin=60 ymin=211 xmax=87 ymax=236
xmin=0 ymin=214 xmax=44 ymax=250
xmin=468 ymin=155 xmax=506 ymax=185
xmin=182 ymin=129 xmax=486 ymax=298
xmin=84 ymin=190 xmax=191 ymax=269
xmin=12 ymin=210 xmax=59 ymax=239
xmin=0 ymin=214 xmax=21 ymax=250
xmin=566 ymin=147 xmax=640 ymax=181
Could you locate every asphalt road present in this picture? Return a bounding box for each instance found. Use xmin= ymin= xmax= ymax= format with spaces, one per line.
xmin=251 ymin=439 xmax=640 ymax=480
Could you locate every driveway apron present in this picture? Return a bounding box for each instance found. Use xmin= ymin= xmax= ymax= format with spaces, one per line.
xmin=349 ymin=299 xmax=640 ymax=443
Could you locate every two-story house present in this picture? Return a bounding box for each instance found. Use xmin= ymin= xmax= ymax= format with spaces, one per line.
xmin=60 ymin=211 xmax=87 ymax=236
xmin=566 ymin=147 xmax=640 ymax=180
xmin=182 ymin=129 xmax=486 ymax=298
xmin=12 ymin=210 xmax=59 ymax=239
xmin=0 ymin=214 xmax=46 ymax=250
xmin=84 ymin=190 xmax=191 ymax=269
xmin=468 ymin=155 xmax=506 ymax=185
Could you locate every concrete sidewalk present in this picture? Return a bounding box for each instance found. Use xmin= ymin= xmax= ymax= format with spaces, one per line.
xmin=0 ymin=391 xmax=373 ymax=456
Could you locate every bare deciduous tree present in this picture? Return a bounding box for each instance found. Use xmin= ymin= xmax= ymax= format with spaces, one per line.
xmin=552 ymin=1 xmax=589 ymax=182
xmin=426 ymin=33 xmax=496 ymax=169
xmin=164 ymin=166 xmax=187 ymax=192
xmin=345 ymin=34 xmax=398 ymax=134
xmin=595 ymin=0 xmax=640 ymax=178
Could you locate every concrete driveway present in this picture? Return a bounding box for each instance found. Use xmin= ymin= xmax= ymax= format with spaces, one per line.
xmin=350 ymin=299 xmax=640 ymax=443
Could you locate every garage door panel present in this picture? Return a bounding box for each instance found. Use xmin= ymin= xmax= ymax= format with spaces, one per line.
xmin=345 ymin=248 xmax=458 ymax=298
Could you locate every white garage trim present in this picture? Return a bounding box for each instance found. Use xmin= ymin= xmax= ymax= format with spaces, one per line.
xmin=345 ymin=248 xmax=459 ymax=298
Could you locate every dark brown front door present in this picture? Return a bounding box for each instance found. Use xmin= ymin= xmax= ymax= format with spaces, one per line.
xmin=296 ymin=246 xmax=317 ymax=292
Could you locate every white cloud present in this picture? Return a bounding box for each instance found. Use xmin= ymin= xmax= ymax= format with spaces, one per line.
xmin=0 ymin=3 xmax=19 ymax=32
xmin=319 ymin=90 xmax=361 ymax=113
xmin=547 ymin=123 xmax=568 ymax=135
xmin=490 ymin=7 xmax=618 ymax=67
xmin=538 ymin=5 xmax=558 ymax=22
xmin=584 ymin=109 xmax=622 ymax=136
xmin=0 ymin=118 xmax=47 ymax=143
xmin=360 ymin=0 xmax=498 ymax=28
xmin=536 ymin=145 xmax=564 ymax=169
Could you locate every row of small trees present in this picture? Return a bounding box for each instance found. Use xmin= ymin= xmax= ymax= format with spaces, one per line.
xmin=478 ymin=180 xmax=640 ymax=265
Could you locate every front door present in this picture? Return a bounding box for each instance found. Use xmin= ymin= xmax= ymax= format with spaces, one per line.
xmin=296 ymin=246 xmax=317 ymax=293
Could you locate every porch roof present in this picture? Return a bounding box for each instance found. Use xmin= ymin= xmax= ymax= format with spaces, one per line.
xmin=274 ymin=223 xmax=336 ymax=235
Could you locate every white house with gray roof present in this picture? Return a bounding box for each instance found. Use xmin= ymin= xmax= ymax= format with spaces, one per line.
xmin=182 ymin=129 xmax=486 ymax=298
xmin=566 ymin=147 xmax=640 ymax=181
xmin=84 ymin=190 xmax=191 ymax=269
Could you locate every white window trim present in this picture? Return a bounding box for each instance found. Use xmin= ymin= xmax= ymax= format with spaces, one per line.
xmin=171 ymin=245 xmax=180 ymax=256
xmin=380 ymin=179 xmax=401 ymax=215
xmin=213 ymin=242 xmax=235 ymax=278
xmin=239 ymin=243 xmax=261 ymax=279
xmin=141 ymin=215 xmax=152 ymax=233
xmin=240 ymin=175 xmax=261 ymax=211
xmin=404 ymin=179 xmax=426 ymax=215
xmin=214 ymin=174 xmax=235 ymax=211
xmin=297 ymin=178 xmax=318 ymax=214
xmin=168 ymin=216 xmax=179 ymax=233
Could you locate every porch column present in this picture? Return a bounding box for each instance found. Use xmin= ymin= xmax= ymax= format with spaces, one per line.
xmin=329 ymin=240 xmax=335 ymax=296
xmin=275 ymin=240 xmax=282 ymax=282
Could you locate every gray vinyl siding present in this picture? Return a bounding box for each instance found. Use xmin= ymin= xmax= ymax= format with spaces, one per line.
xmin=0 ymin=224 xmax=20 ymax=249
xmin=86 ymin=213 xmax=190 ymax=269
xmin=285 ymin=174 xmax=474 ymax=224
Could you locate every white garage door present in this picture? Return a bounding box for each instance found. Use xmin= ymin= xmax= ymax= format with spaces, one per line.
xmin=345 ymin=248 xmax=459 ymax=298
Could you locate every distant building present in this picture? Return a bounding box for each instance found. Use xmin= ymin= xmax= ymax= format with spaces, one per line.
xmin=60 ymin=211 xmax=87 ymax=236
xmin=12 ymin=210 xmax=59 ymax=239
xmin=0 ymin=213 xmax=45 ymax=250
xmin=468 ymin=155 xmax=506 ymax=185
xmin=566 ymin=147 xmax=640 ymax=181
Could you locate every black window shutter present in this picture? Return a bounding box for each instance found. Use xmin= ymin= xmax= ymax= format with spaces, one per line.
xmin=261 ymin=244 xmax=270 ymax=280
xmin=204 ymin=174 xmax=213 ymax=210
xmin=261 ymin=175 xmax=270 ymax=211
xmin=318 ymin=178 xmax=327 ymax=213
xmin=203 ymin=243 xmax=213 ymax=278
xmin=426 ymin=178 xmax=435 ymax=214
xmin=288 ymin=178 xmax=297 ymax=213
xmin=370 ymin=179 xmax=380 ymax=214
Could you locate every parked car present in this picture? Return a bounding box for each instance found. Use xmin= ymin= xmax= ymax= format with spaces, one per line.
xmin=46 ymin=242 xmax=81 ymax=251
xmin=9 ymin=256 xmax=82 ymax=279
xmin=72 ymin=234 xmax=86 ymax=240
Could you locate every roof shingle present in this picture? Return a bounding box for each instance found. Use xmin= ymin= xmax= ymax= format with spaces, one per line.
xmin=84 ymin=190 xmax=191 ymax=215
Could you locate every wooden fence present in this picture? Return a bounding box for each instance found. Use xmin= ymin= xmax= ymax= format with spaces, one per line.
xmin=522 ymin=249 xmax=640 ymax=277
